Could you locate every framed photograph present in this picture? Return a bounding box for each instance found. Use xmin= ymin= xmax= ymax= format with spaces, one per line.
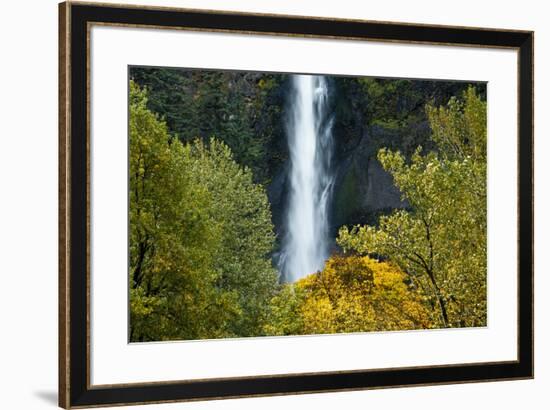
xmin=59 ymin=1 xmax=533 ymax=408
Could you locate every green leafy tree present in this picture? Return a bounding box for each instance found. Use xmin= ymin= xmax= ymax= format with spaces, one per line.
xmin=338 ymin=87 xmax=487 ymax=328
xmin=129 ymin=82 xmax=278 ymax=341
xmin=129 ymin=81 xmax=240 ymax=341
xmin=130 ymin=68 xmax=285 ymax=184
xmin=263 ymin=284 xmax=306 ymax=336
xmin=188 ymin=138 xmax=279 ymax=337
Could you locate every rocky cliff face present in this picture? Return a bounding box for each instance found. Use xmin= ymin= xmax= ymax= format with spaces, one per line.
xmin=332 ymin=129 xmax=408 ymax=230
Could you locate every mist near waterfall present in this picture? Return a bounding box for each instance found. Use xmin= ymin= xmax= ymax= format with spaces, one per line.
xmin=279 ymin=75 xmax=335 ymax=282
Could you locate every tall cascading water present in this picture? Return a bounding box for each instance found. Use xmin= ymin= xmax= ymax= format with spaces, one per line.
xmin=280 ymin=75 xmax=334 ymax=282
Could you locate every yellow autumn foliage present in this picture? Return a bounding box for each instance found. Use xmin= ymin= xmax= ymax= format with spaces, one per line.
xmin=294 ymin=255 xmax=433 ymax=334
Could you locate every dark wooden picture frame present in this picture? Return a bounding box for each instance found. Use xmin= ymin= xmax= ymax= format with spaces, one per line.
xmin=59 ymin=1 xmax=533 ymax=408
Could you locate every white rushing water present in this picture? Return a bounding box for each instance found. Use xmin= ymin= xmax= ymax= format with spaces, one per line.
xmin=280 ymin=75 xmax=334 ymax=282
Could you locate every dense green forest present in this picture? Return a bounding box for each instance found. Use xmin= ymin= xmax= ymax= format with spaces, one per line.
xmin=129 ymin=67 xmax=487 ymax=341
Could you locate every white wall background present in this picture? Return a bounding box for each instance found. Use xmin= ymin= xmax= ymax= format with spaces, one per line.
xmin=0 ymin=0 xmax=545 ymax=409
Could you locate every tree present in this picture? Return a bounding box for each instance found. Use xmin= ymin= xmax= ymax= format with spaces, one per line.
xmin=130 ymin=67 xmax=285 ymax=185
xmin=188 ymin=138 xmax=279 ymax=337
xmin=262 ymin=284 xmax=305 ymax=336
xmin=338 ymin=87 xmax=487 ymax=328
xmin=129 ymin=81 xmax=239 ymax=341
xmin=129 ymin=82 xmax=278 ymax=341
xmin=265 ymin=255 xmax=431 ymax=335
xmin=299 ymin=255 xmax=432 ymax=333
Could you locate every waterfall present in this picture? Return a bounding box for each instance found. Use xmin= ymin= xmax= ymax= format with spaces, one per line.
xmin=280 ymin=75 xmax=334 ymax=282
